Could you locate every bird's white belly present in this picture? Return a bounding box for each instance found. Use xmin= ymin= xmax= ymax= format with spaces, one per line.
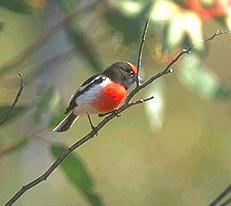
xmin=73 ymin=78 xmax=111 ymax=115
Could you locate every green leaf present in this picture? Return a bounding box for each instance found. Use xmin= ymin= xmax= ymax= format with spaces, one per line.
xmin=54 ymin=0 xmax=80 ymax=14
xmin=0 ymin=22 xmax=4 ymax=31
xmin=145 ymin=80 xmax=166 ymax=132
xmin=34 ymin=87 xmax=60 ymax=123
xmin=104 ymin=1 xmax=152 ymax=42
xmin=104 ymin=0 xmax=153 ymax=42
xmin=177 ymin=54 xmax=230 ymax=100
xmin=49 ymin=100 xmax=66 ymax=128
xmin=51 ymin=144 xmax=104 ymax=206
xmin=105 ymin=9 xmax=141 ymax=42
xmin=0 ymin=105 xmax=27 ymax=126
xmin=214 ymin=15 xmax=227 ymax=27
xmin=214 ymin=84 xmax=230 ymax=99
xmin=0 ymin=137 xmax=29 ymax=157
xmin=69 ymin=26 xmax=103 ymax=72
xmin=0 ymin=0 xmax=32 ymax=14
xmin=56 ymin=0 xmax=103 ymax=73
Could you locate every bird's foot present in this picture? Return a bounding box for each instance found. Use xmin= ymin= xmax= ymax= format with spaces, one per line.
xmin=112 ymin=109 xmax=121 ymax=117
xmin=91 ymin=125 xmax=99 ymax=136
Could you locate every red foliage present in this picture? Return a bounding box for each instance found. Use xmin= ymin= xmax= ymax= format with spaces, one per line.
xmin=185 ymin=0 xmax=230 ymax=19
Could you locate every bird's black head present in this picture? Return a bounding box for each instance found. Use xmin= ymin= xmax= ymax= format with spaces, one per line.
xmin=103 ymin=61 xmax=138 ymax=90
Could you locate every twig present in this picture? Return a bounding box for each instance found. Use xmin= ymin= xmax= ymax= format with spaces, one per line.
xmin=4 ymin=25 xmax=229 ymax=206
xmin=128 ymin=96 xmax=154 ymax=107
xmin=209 ymin=184 xmax=231 ymax=206
xmin=98 ymin=96 xmax=154 ymax=118
xmin=136 ymin=15 xmax=151 ymax=86
xmin=126 ymin=29 xmax=231 ymax=105
xmin=0 ymin=1 xmax=100 ymax=78
xmin=0 ymin=73 xmax=24 ymax=126
xmin=219 ymin=197 xmax=231 ymax=206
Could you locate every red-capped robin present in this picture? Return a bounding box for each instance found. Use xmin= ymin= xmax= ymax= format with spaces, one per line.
xmin=53 ymin=61 xmax=138 ymax=132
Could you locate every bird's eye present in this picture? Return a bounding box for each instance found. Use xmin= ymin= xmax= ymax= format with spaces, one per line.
xmin=130 ymin=71 xmax=135 ymax=77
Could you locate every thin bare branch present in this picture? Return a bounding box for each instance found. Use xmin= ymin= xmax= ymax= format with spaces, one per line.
xmin=209 ymin=184 xmax=231 ymax=206
xmin=0 ymin=73 xmax=24 ymax=126
xmin=4 ymin=26 xmax=229 ymax=206
xmin=219 ymin=197 xmax=231 ymax=206
xmin=128 ymin=96 xmax=154 ymax=107
xmin=136 ymin=16 xmax=151 ymax=86
xmin=129 ymin=29 xmax=231 ymax=101
xmin=98 ymin=96 xmax=154 ymax=117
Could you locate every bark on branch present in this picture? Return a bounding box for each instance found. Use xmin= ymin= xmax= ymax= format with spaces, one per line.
xmin=0 ymin=73 xmax=24 ymax=126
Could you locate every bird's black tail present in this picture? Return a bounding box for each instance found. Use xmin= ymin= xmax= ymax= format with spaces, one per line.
xmin=53 ymin=112 xmax=79 ymax=132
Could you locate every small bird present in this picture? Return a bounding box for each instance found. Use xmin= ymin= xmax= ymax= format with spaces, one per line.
xmin=53 ymin=61 xmax=138 ymax=132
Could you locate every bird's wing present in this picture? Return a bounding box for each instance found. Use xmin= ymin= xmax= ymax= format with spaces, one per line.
xmin=65 ymin=74 xmax=105 ymax=114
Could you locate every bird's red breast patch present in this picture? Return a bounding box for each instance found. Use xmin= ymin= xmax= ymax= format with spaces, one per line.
xmin=92 ymin=81 xmax=127 ymax=112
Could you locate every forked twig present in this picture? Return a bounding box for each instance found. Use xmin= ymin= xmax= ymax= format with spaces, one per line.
xmin=0 ymin=73 xmax=24 ymax=126
xmin=209 ymin=184 xmax=231 ymax=206
xmin=219 ymin=197 xmax=231 ymax=206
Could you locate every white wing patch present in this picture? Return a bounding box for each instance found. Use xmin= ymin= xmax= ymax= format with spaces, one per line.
xmin=79 ymin=75 xmax=105 ymax=92
xmin=73 ymin=77 xmax=112 ymax=115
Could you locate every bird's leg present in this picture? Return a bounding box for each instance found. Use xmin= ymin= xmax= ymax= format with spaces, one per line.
xmin=87 ymin=113 xmax=98 ymax=135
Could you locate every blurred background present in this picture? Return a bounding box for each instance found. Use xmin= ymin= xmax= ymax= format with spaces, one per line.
xmin=0 ymin=0 xmax=231 ymax=205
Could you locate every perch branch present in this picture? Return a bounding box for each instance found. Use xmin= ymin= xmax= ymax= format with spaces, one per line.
xmin=4 ymin=24 xmax=229 ymax=206
xmin=209 ymin=184 xmax=231 ymax=206
xmin=0 ymin=73 xmax=24 ymax=126
xmin=219 ymin=197 xmax=231 ymax=206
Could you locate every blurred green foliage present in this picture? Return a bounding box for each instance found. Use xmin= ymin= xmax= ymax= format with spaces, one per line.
xmin=105 ymin=1 xmax=153 ymax=43
xmin=49 ymin=100 xmax=66 ymax=128
xmin=178 ymin=54 xmax=230 ymax=100
xmin=0 ymin=21 xmax=4 ymax=31
xmin=51 ymin=144 xmax=104 ymax=206
xmin=33 ymin=87 xmax=60 ymax=124
xmin=55 ymin=0 xmax=81 ymax=14
xmin=0 ymin=105 xmax=27 ymax=126
xmin=57 ymin=0 xmax=103 ymax=73
xmin=0 ymin=137 xmax=29 ymax=157
xmin=68 ymin=26 xmax=103 ymax=73
xmin=0 ymin=0 xmax=32 ymax=14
